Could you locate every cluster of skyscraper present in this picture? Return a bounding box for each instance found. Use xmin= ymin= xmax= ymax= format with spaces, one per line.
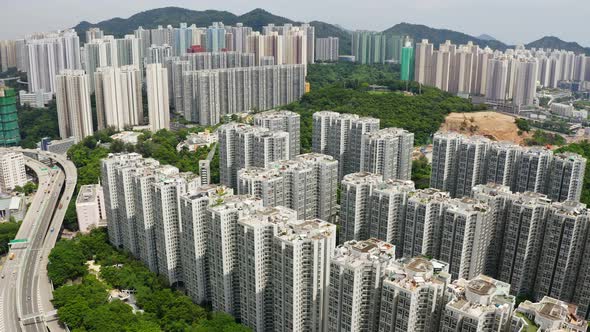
xmin=337 ymin=169 xmax=590 ymax=317
xmin=315 ymin=37 xmax=339 ymax=62
xmin=99 ymin=106 xmax=590 ymax=329
xmin=430 ymin=131 xmax=587 ymax=202
xmin=312 ymin=111 xmax=414 ymax=180
xmin=351 ymin=31 xmax=413 ymax=64
xmin=134 ymin=22 xmax=315 ymax=65
xmin=0 ymin=21 xmax=329 ymax=142
xmin=181 ymin=63 xmax=305 ymax=125
xmin=100 ymin=152 xmax=337 ymax=331
xmin=218 ymin=121 xmax=292 ymax=189
xmin=101 ymin=152 xmax=590 ymax=331
xmin=414 ymin=39 xmax=590 ymax=108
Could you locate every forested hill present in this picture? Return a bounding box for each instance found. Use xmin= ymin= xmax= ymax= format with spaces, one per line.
xmin=74 ymin=8 xmax=290 ymax=39
xmin=73 ymin=7 xmax=589 ymax=55
xmin=383 ymin=22 xmax=508 ymax=51
xmin=74 ymin=7 xmax=350 ymax=53
xmin=526 ymin=36 xmax=590 ymax=55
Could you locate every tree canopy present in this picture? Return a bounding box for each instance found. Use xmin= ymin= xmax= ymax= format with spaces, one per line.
xmin=286 ymin=82 xmax=482 ymax=151
xmin=306 ymin=62 xmax=399 ymax=90
xmin=0 ymin=220 xmax=21 ymax=255
xmin=48 ymin=229 xmax=249 ymax=331
xmin=287 ymin=63 xmax=484 ymax=151
xmin=17 ymin=101 xmax=60 ymax=149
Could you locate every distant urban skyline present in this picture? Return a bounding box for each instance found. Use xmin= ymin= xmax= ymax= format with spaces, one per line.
xmin=1 ymin=0 xmax=589 ymax=46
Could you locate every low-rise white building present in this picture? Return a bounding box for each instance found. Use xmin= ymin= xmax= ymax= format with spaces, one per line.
xmin=75 ymin=184 xmax=106 ymax=233
xmin=19 ymin=90 xmax=53 ymax=108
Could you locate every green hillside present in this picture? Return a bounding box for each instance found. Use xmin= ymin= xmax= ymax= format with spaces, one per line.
xmin=74 ymin=7 xmax=589 ymax=55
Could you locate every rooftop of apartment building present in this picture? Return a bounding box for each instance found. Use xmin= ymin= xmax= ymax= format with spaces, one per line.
xmin=275 ymin=218 xmax=336 ymax=242
xmin=238 ymin=206 xmax=298 ymax=228
xmin=512 ymin=191 xmax=552 ymax=206
xmin=472 ymin=183 xmax=512 ymax=197
xmin=342 ymin=172 xmax=383 ymax=185
xmin=434 ymin=131 xmax=465 ymax=140
xmin=313 ymin=110 xmax=359 ymax=120
xmin=182 ymin=185 xmax=231 ymax=201
xmin=383 ymin=257 xmax=451 ymax=290
xmin=238 ymin=167 xmax=282 ymax=181
xmin=208 ymin=194 xmax=262 ymax=212
xmin=520 ymin=146 xmax=553 ymax=157
xmin=253 ymin=109 xmax=300 ymax=119
xmin=550 ymin=200 xmax=589 ymax=216
xmin=489 ymin=140 xmax=524 ymax=150
xmin=294 ymin=153 xmax=337 ymax=164
xmin=446 ymin=197 xmax=490 ymax=214
xmin=374 ymin=179 xmax=415 ymax=193
xmin=364 ymin=127 xmax=414 ymax=139
xmin=553 ymin=152 xmax=587 ymax=163
xmin=516 ymin=297 xmax=587 ymax=330
xmin=446 ymin=275 xmax=515 ymax=317
xmin=407 ymin=188 xmax=451 ymax=203
xmin=332 ymin=238 xmax=396 ymax=268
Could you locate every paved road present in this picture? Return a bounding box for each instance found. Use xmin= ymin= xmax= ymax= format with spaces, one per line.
xmin=0 ymin=149 xmax=76 ymax=332
xmin=0 ymin=157 xmax=54 ymax=332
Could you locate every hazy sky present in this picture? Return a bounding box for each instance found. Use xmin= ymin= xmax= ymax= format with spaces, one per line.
xmin=1 ymin=0 xmax=589 ymax=46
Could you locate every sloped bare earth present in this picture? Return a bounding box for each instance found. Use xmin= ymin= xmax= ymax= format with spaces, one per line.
xmin=440 ymin=112 xmax=531 ymax=145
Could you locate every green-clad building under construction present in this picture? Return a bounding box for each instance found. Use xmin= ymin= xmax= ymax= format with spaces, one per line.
xmin=0 ymin=86 xmax=21 ymax=147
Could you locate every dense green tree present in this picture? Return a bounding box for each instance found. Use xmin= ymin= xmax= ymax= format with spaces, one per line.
xmin=306 ymin=63 xmax=400 ymax=90
xmin=17 ymin=101 xmax=60 ymax=148
xmin=515 ymin=118 xmax=531 ymax=132
xmin=82 ymin=300 xmax=138 ymax=331
xmin=286 ymin=83 xmax=479 ymax=149
xmin=49 ymin=229 xmax=249 ymax=331
xmin=47 ymin=239 xmax=88 ymax=286
xmin=0 ymin=220 xmax=21 ymax=255
xmin=524 ymin=130 xmax=566 ymax=147
xmin=12 ymin=182 xmax=37 ymax=195
xmin=109 ymin=139 xmax=126 ymax=153
xmin=63 ymin=199 xmax=78 ymax=231
xmin=23 ymin=181 xmax=38 ymax=195
xmin=411 ymin=156 xmax=432 ymax=189
xmin=56 ymin=300 xmax=91 ymax=328
xmin=53 ymin=276 xmax=109 ymax=308
xmin=191 ymin=313 xmax=250 ymax=332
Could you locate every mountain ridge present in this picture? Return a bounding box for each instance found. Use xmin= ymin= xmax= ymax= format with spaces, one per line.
xmin=73 ymin=7 xmax=590 ymax=55
xmin=477 ymin=34 xmax=497 ymax=41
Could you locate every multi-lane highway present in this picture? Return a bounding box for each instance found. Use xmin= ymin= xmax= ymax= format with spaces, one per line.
xmin=0 ymin=149 xmax=77 ymax=332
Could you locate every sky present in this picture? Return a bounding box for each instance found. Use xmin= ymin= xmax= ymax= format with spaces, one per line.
xmin=1 ymin=0 xmax=589 ymax=46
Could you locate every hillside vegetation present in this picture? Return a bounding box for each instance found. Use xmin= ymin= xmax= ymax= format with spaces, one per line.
xmin=289 ymin=63 xmax=484 ymax=150
xmin=48 ymin=229 xmax=250 ymax=331
xmin=383 ymin=22 xmax=507 ymax=50
xmin=73 ymin=7 xmax=590 ymax=56
xmin=74 ymin=7 xmax=350 ymax=54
